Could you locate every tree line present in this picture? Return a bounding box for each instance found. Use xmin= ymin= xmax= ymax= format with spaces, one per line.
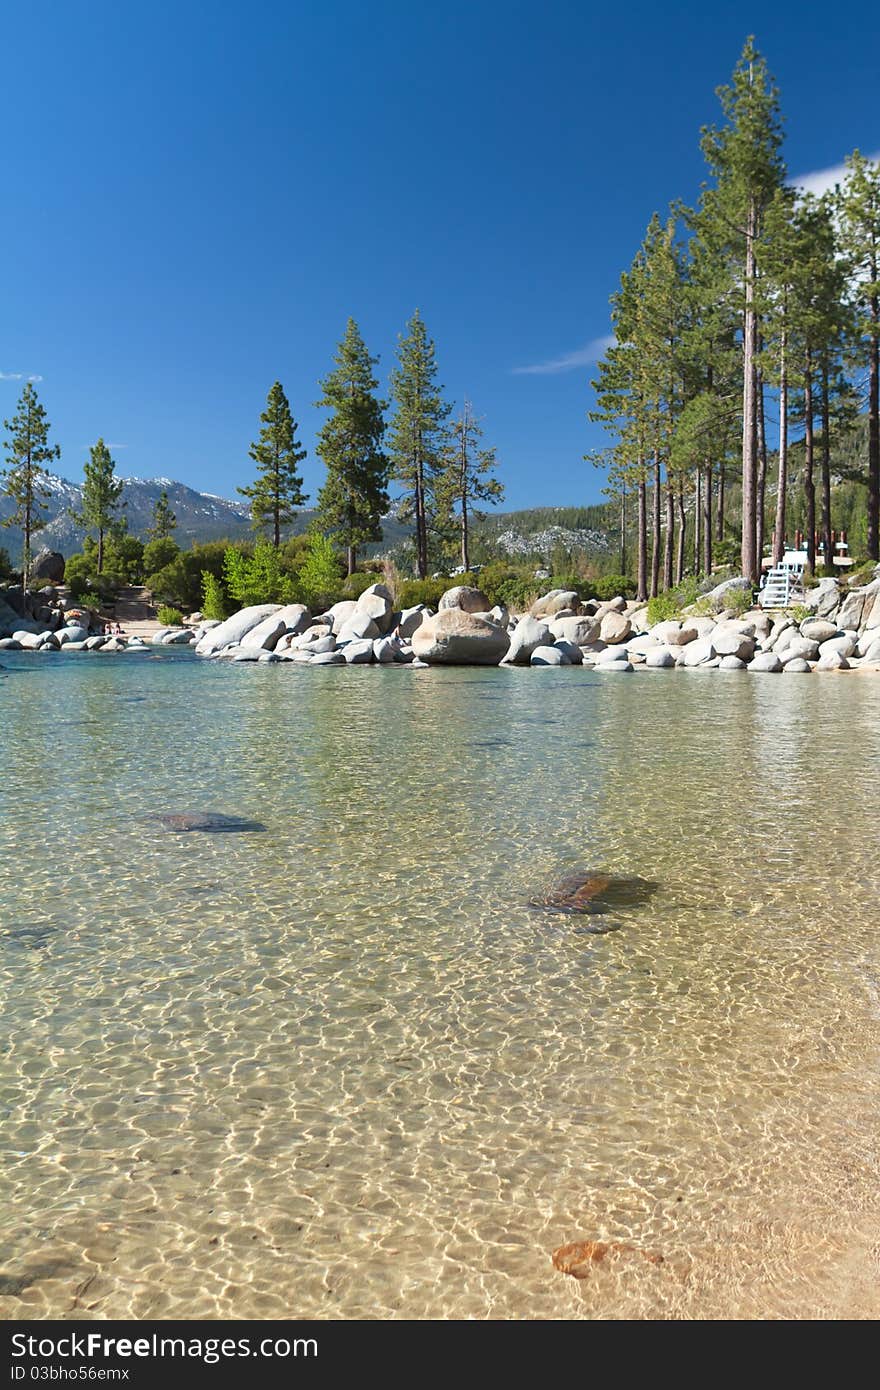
xmin=1 ymin=312 xmax=504 ymax=591
xmin=590 ymin=36 xmax=880 ymax=599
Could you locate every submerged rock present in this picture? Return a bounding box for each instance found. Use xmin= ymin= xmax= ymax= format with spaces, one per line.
xmin=148 ymin=812 xmax=266 ymax=833
xmin=529 ymin=872 xmax=658 ymax=917
xmin=552 ymin=1240 xmax=665 ymax=1278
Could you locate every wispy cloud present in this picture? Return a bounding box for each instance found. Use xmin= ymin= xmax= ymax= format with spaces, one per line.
xmin=791 ymin=151 xmax=880 ymax=197
xmin=512 ymin=334 xmax=615 ymax=376
xmin=0 ymin=370 xmax=43 ymax=382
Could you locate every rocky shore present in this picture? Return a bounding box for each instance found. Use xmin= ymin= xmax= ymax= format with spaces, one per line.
xmin=3 ymin=571 xmax=880 ymax=674
xmin=187 ymin=572 xmax=880 ymax=674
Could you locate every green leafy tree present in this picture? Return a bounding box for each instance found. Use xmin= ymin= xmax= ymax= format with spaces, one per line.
xmin=148 ymin=489 xmax=177 ymax=541
xmin=143 ymin=536 xmax=180 ymax=574
xmin=699 ymin=36 xmax=786 ymax=581
xmin=297 ymin=528 xmax=344 ymax=609
xmin=437 ymin=400 xmax=504 ymax=571
xmin=315 ymin=319 xmax=388 ymax=575
xmin=837 ymin=151 xmax=880 ymax=559
xmin=222 ymin=540 xmax=295 ymax=606
xmin=1 ymin=382 xmax=59 ymax=603
xmin=73 ymin=438 xmax=123 ymax=572
xmin=389 ymin=309 xmax=451 ymax=577
xmin=201 ymin=570 xmax=229 ymax=621
xmin=238 ymin=381 xmax=307 ymax=546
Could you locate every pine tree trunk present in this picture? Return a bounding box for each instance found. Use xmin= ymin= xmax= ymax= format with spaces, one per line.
xmin=98 ymin=528 xmax=104 ymax=575
xmin=619 ymin=490 xmax=626 ymax=575
xmin=694 ymin=466 xmax=701 ymax=573
xmin=461 ymin=491 xmax=469 ymax=572
xmin=663 ymin=484 xmax=674 ymax=590
xmin=741 ymin=199 xmax=759 ymax=584
xmin=702 ymin=461 xmax=712 ymax=574
xmin=804 ymin=354 xmax=816 ymax=574
xmin=636 ymin=475 xmax=647 ymax=602
xmin=650 ymin=452 xmax=660 ymax=598
xmin=415 ymin=459 xmax=427 ymax=580
xmin=716 ymin=462 xmax=725 ymax=542
xmin=820 ymin=361 xmax=833 ymax=571
xmin=868 ymin=290 xmax=880 ymax=560
xmin=756 ymin=372 xmax=768 ymax=575
xmin=676 ymin=485 xmax=686 ymax=583
xmin=772 ymin=332 xmax=788 ymax=566
xmin=347 ymin=544 xmax=356 ymax=577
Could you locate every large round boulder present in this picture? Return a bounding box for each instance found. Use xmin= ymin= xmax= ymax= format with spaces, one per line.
xmin=411 ymin=609 xmax=509 ymax=665
xmin=502 ymin=614 xmax=552 ymax=665
xmin=530 ymin=590 xmax=580 ymax=620
xmin=549 ymin=615 xmax=600 ymax=646
xmin=356 ymin=583 xmax=395 ymax=632
xmin=31 ymin=548 xmax=66 ymax=583
xmin=195 ymin=605 xmax=282 ymax=655
xmin=438 ymin=585 xmax=491 ymax=614
xmin=599 ymin=611 xmax=631 ymax=645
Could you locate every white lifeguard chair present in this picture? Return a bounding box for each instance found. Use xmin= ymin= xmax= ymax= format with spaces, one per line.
xmin=758 ymin=550 xmax=807 ymax=608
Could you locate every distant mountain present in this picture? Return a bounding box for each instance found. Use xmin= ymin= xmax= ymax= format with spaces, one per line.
xmin=0 ymin=474 xmax=614 ymax=564
xmin=0 ymin=475 xmax=255 ymax=556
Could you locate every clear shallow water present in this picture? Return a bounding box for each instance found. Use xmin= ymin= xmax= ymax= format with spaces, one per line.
xmin=1 ymin=650 xmax=879 ymax=1320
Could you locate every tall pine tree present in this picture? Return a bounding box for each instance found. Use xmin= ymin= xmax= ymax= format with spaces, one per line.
xmin=74 ymin=438 xmax=123 ymax=573
xmin=148 ymin=489 xmax=177 ymax=541
xmin=699 ymin=37 xmax=785 ymax=582
xmin=437 ymin=400 xmax=504 ymax=572
xmin=315 ymin=320 xmax=388 ymax=575
xmin=837 ymin=151 xmax=880 ymax=559
xmin=238 ymin=381 xmax=307 ymax=547
xmin=389 ymin=309 xmax=450 ymax=578
xmin=1 ymin=383 xmax=60 ymax=603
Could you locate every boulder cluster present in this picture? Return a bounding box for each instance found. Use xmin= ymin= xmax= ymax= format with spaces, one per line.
xmin=0 ymin=594 xmax=147 ymax=654
xmin=189 ymin=571 xmax=880 ymax=675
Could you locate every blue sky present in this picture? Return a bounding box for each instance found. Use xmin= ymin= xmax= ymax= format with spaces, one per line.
xmin=2 ymin=1 xmax=879 ymax=511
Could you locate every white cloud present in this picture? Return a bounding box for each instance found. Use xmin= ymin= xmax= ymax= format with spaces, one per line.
xmin=791 ymin=151 xmax=880 ymax=197
xmin=0 ymin=370 xmax=42 ymax=382
xmin=512 ymin=334 xmax=615 ymax=376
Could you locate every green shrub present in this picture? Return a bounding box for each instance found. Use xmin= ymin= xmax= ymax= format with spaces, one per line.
xmin=340 ymin=570 xmax=378 ymax=600
xmin=157 ymin=605 xmax=185 ymax=626
xmin=645 ymin=576 xmax=702 ymax=626
xmin=789 ymin=604 xmax=809 ymax=625
xmin=723 ymin=586 xmax=755 ymax=617
xmin=645 ymin=592 xmax=681 ymax=625
xmin=222 ymin=540 xmax=297 ymax=607
xmin=593 ymin=573 xmax=635 ymax=601
xmin=396 ymin=576 xmax=450 ymax=609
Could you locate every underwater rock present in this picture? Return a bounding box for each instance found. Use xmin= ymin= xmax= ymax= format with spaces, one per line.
xmin=148 ymin=812 xmax=266 ymax=834
xmin=551 ymin=1240 xmax=664 ymax=1278
xmin=529 ymin=872 xmax=657 ymax=917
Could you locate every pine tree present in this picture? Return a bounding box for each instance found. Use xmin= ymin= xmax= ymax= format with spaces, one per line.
xmin=1 ymin=382 xmax=60 ymax=603
xmin=837 ymin=151 xmax=880 ymax=559
xmin=148 ymin=489 xmax=177 ymax=541
xmin=315 ymin=319 xmax=388 ymax=576
xmin=437 ymin=400 xmax=504 ymax=572
xmin=73 ymin=438 xmax=123 ymax=573
xmin=700 ymin=37 xmax=785 ymax=582
xmin=389 ymin=310 xmax=451 ymax=578
xmin=238 ymin=381 xmax=307 ymax=547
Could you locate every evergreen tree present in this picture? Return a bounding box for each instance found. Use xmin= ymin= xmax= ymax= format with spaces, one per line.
xmin=438 ymin=400 xmax=504 ymax=572
xmin=74 ymin=438 xmax=123 ymax=573
xmin=315 ymin=319 xmax=388 ymax=575
xmin=148 ymin=489 xmax=177 ymax=541
xmin=297 ymin=528 xmax=344 ymax=609
xmin=699 ymin=37 xmax=785 ymax=581
xmin=837 ymin=151 xmax=880 ymax=559
xmin=238 ymin=381 xmax=307 ymax=547
xmin=1 ymin=383 xmax=60 ymax=603
xmin=389 ymin=309 xmax=451 ymax=578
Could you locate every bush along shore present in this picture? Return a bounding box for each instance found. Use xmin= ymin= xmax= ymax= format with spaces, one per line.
xmin=3 ymin=572 xmax=880 ymax=674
